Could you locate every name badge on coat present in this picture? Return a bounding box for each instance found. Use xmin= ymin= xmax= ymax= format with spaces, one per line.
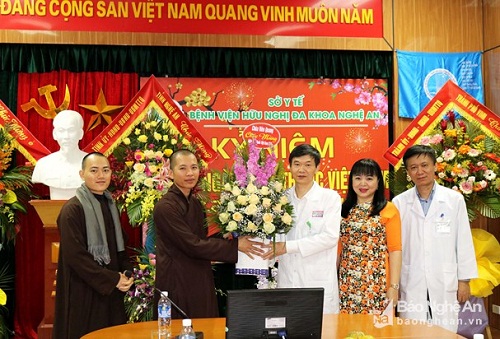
xmin=435 ymin=214 xmax=451 ymax=233
xmin=312 ymin=210 xmax=324 ymax=218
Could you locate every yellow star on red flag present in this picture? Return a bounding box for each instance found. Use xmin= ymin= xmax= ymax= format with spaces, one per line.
xmin=79 ymin=89 xmax=124 ymax=131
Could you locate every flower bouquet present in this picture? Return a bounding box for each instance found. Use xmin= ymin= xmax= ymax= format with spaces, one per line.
xmin=124 ymin=250 xmax=156 ymax=323
xmin=210 ymin=141 xmax=294 ymax=276
xmin=390 ymin=110 xmax=500 ymax=221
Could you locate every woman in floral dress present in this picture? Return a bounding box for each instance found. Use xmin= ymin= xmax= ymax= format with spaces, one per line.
xmin=338 ymin=158 xmax=402 ymax=314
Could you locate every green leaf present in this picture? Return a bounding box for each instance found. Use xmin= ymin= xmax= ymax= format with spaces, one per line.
xmin=126 ymin=200 xmax=144 ymax=227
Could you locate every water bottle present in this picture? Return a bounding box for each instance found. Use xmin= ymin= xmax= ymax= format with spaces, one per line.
xmin=158 ymin=291 xmax=172 ymax=338
xmin=177 ymin=318 xmax=196 ymax=339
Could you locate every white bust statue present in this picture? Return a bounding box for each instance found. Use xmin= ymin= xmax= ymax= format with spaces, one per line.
xmin=32 ymin=110 xmax=88 ymax=200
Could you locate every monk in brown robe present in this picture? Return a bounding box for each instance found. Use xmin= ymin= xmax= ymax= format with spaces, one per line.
xmin=153 ymin=149 xmax=262 ymax=319
xmin=53 ymin=152 xmax=134 ymax=339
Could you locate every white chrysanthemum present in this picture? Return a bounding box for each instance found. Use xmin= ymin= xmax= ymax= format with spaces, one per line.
xmin=485 ymin=170 xmax=496 ymax=180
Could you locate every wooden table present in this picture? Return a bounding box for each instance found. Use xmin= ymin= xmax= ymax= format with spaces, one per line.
xmin=82 ymin=314 xmax=465 ymax=338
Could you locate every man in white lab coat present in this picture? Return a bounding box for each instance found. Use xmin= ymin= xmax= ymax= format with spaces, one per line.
xmin=262 ymin=143 xmax=341 ymax=314
xmin=393 ymin=145 xmax=477 ymax=333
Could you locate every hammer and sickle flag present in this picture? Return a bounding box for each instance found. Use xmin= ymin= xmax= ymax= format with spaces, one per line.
xmin=0 ymin=100 xmax=50 ymax=164
xmin=20 ymin=84 xmax=71 ymax=119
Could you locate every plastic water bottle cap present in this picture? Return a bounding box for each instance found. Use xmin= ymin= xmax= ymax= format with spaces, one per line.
xmin=473 ymin=335 xmax=484 ymax=339
xmin=161 ymin=291 xmax=168 ymax=297
xmin=182 ymin=319 xmax=192 ymax=327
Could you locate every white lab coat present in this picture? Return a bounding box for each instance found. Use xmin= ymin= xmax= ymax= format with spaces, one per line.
xmin=277 ymin=182 xmax=341 ymax=314
xmin=392 ymin=183 xmax=477 ymax=332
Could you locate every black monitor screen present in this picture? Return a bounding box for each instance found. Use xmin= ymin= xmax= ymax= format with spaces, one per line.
xmin=226 ymin=288 xmax=324 ymax=339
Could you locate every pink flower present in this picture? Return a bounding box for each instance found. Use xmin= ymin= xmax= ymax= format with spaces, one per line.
xmin=430 ymin=134 xmax=443 ymax=144
xmin=354 ymin=91 xmax=371 ymax=105
xmin=459 ymin=181 xmax=473 ymax=194
xmin=420 ymin=136 xmax=431 ymax=145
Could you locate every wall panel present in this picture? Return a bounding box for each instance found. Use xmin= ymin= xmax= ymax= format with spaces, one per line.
xmin=484 ymin=0 xmax=500 ymax=50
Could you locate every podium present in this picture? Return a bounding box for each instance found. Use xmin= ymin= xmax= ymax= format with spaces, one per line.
xmin=30 ymin=200 xmax=66 ymax=339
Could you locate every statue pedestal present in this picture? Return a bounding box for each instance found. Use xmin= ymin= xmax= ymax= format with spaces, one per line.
xmin=30 ymin=200 xmax=66 ymax=339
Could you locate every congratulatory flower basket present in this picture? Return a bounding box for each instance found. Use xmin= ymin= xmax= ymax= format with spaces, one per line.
xmin=210 ymin=141 xmax=294 ymax=276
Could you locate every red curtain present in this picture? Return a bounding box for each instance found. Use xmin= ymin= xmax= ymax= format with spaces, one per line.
xmin=14 ymin=71 xmax=142 ymax=338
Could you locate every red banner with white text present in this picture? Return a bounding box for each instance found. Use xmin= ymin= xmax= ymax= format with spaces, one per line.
xmin=384 ymin=80 xmax=500 ymax=169
xmin=0 ymin=0 xmax=383 ymax=38
xmin=143 ymin=77 xmax=390 ymax=198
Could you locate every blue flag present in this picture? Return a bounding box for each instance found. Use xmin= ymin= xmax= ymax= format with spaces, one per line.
xmin=397 ymin=50 xmax=483 ymax=118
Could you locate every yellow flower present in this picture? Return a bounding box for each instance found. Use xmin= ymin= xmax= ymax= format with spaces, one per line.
xmin=263 ymin=222 xmax=275 ymax=234
xmin=236 ymin=195 xmax=248 ymax=205
xmin=138 ymin=135 xmax=148 ymax=143
xmin=282 ymin=213 xmax=293 ymax=225
xmin=164 ymin=149 xmax=173 ymax=157
xmin=219 ymin=212 xmax=230 ymax=224
xmin=154 ymin=132 xmax=162 ymax=141
xmin=232 ymin=212 xmax=243 ymax=222
xmin=260 ymin=186 xmax=271 ymax=195
xmin=133 ymin=163 xmax=146 ymax=173
xmin=246 ymin=222 xmax=258 ymax=233
xmin=248 ymin=194 xmax=260 ymax=205
xmin=246 ymin=182 xmax=257 ymax=194
xmin=0 ymin=288 xmax=6 ymax=306
xmin=226 ymin=220 xmax=238 ymax=232
xmin=231 ymin=186 xmax=242 ymax=196
xmin=244 ymin=204 xmax=258 ymax=215
xmin=182 ymin=138 xmax=191 ymax=146
xmin=444 ymin=129 xmax=457 ymax=137
xmin=143 ymin=178 xmax=155 ymax=188
xmin=123 ymin=137 xmax=131 ymax=145
xmin=262 ymin=213 xmax=274 ymax=223
xmin=3 ymin=189 xmax=17 ymax=204
xmin=262 ymin=198 xmax=272 ymax=208
xmin=279 ymin=196 xmax=289 ymax=204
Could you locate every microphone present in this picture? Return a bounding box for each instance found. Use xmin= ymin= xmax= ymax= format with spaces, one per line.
xmin=124 ymin=270 xmax=133 ymax=279
xmin=155 ymin=287 xmax=190 ymax=319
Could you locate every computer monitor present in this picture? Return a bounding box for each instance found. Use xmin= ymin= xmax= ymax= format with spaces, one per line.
xmin=226 ymin=288 xmax=324 ymax=339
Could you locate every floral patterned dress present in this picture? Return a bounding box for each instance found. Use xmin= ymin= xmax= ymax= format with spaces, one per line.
xmin=338 ymin=202 xmax=388 ymax=314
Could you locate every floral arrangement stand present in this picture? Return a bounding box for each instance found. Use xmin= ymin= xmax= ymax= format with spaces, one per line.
xmin=0 ymin=124 xmax=33 ymax=336
xmin=211 ymin=141 xmax=294 ymax=277
xmin=390 ymin=110 xmax=500 ymax=221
